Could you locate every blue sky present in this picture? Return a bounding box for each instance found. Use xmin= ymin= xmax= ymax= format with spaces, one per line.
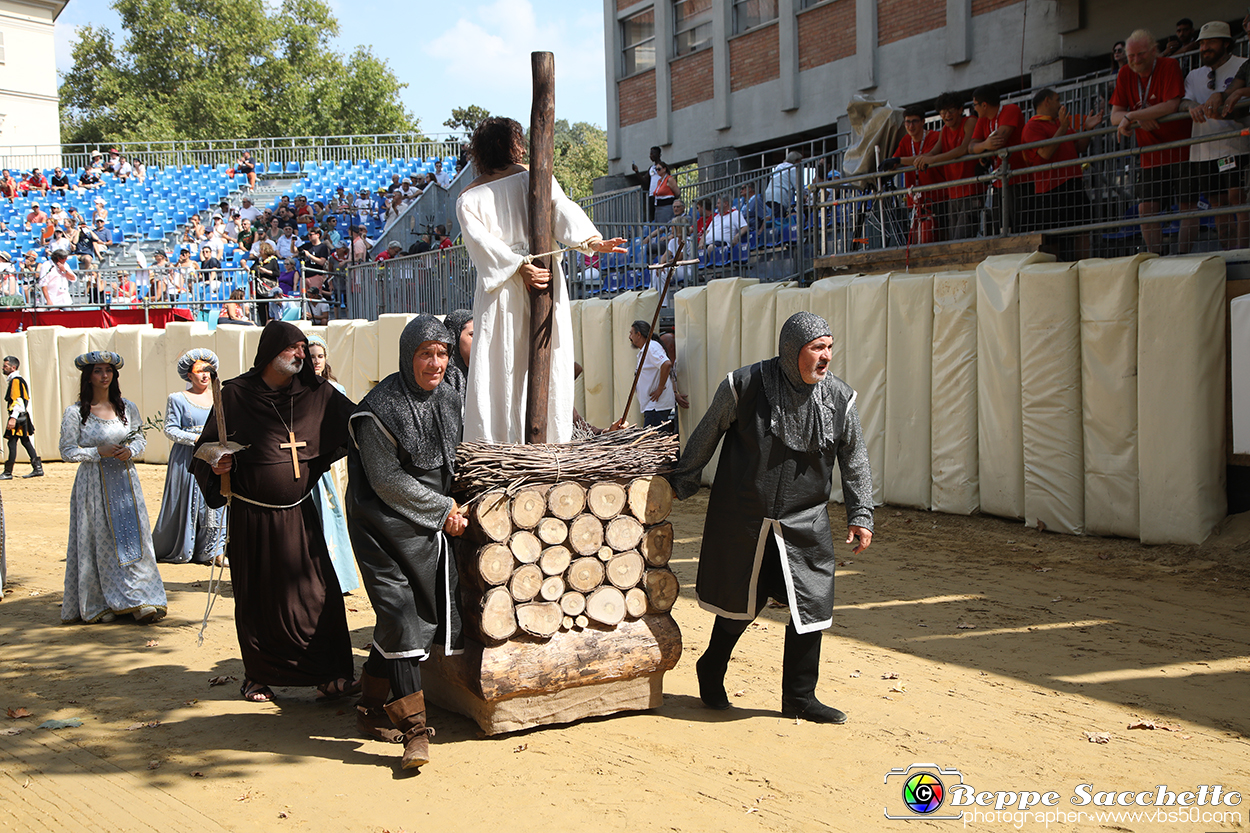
xmin=54 ymin=0 xmax=610 ymax=137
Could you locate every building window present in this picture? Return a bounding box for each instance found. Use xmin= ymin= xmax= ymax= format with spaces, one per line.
xmin=733 ymin=0 xmax=778 ymax=33
xmin=621 ymin=9 xmax=656 ymax=76
xmin=674 ymin=0 xmax=713 ymax=56
xmin=798 ymin=0 xmax=828 ymax=8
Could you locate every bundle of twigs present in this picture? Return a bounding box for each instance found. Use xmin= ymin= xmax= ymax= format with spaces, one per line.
xmin=454 ymin=426 xmax=680 ymax=500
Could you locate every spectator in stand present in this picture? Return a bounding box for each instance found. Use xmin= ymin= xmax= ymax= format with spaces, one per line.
xmin=694 ymin=198 xmax=714 ymax=241
xmin=916 ymin=93 xmax=980 ymax=239
xmin=169 ymin=249 xmax=196 ymax=296
xmin=408 ymin=230 xmax=433 ymax=255
xmin=274 ymin=195 xmax=295 ymax=226
xmin=73 ymin=219 xmax=105 ymax=262
xmin=349 ymin=225 xmax=368 ymax=265
xmin=970 ymin=86 xmax=1029 ymax=233
xmin=1021 ymin=89 xmax=1103 ymax=257
xmin=433 ymin=224 xmax=453 ymax=249
xmin=632 ymin=145 xmax=665 ymax=221
xmin=236 ymin=151 xmax=257 ymax=189
xmin=764 ymin=151 xmax=801 ymax=220
xmin=224 ymin=211 xmax=239 ymax=240
xmin=38 ymin=250 xmax=76 ymax=306
xmin=658 ymin=198 xmax=696 ymax=294
xmin=116 ymin=155 xmax=133 ymax=181
xmin=276 ymin=225 xmax=299 ymax=260
xmin=0 ymin=170 xmax=17 ymax=199
xmin=331 ymin=187 xmax=350 ymax=214
xmin=294 ymin=195 xmax=314 ymax=231
xmin=78 ymin=164 xmax=102 ymax=190
xmin=1111 ymin=28 xmax=1192 ymax=254
xmin=91 ymin=197 xmax=108 ymax=225
xmin=26 ymin=202 xmax=47 ymax=226
xmin=200 ymin=244 xmax=222 ymax=288
xmin=434 ymin=159 xmax=452 ymax=189
xmin=354 ymin=189 xmax=373 ymax=225
xmin=250 ymin=241 xmax=281 ymax=323
xmin=891 ymin=105 xmax=946 ymax=241
xmin=24 ymin=169 xmax=48 ymax=195
xmin=47 ymin=227 xmax=70 ymax=256
xmin=265 ymin=216 xmax=282 ymax=243
xmin=49 ymin=167 xmax=71 ymax=195
xmin=237 ymin=217 xmax=257 ymax=254
xmin=387 ymin=173 xmax=402 ymax=193
xmin=738 ymin=183 xmax=765 ymax=233
xmin=299 ymin=227 xmax=330 ymax=275
xmin=323 ymin=215 xmax=342 ymax=249
xmin=1112 ymin=41 xmax=1128 ymax=71
xmin=376 ymin=241 xmax=403 ymax=262
xmin=1183 ymin=21 xmax=1248 ymax=251
xmin=105 ymin=147 xmax=121 ymax=172
xmin=1161 ymin=18 xmax=1198 ymax=57
xmin=49 ymin=203 xmax=68 ymax=225
xmin=218 ymin=288 xmax=255 ymax=326
xmin=79 ymin=254 xmax=108 ymax=304
xmin=238 ymin=196 xmax=262 ymax=225
xmin=209 ymin=216 xmax=231 ymax=257
xmin=647 ymin=162 xmax=677 ymax=224
xmin=148 ymin=250 xmax=173 ymax=301
xmin=383 ymin=192 xmax=404 ymax=228
xmin=398 ymin=178 xmax=420 ymax=204
xmin=702 ymin=196 xmax=748 ymax=255
xmin=0 ymin=253 xmax=21 ymax=306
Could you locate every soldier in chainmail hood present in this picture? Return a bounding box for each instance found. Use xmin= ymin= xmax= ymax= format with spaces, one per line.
xmin=345 ymin=315 xmax=467 ymax=770
xmin=668 ymin=311 xmax=874 ymax=724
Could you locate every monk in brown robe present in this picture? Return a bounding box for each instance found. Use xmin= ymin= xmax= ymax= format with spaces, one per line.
xmin=192 ymin=321 xmax=358 ymax=703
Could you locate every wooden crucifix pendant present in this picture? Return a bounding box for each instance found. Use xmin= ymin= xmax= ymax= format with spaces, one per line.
xmin=280 ymin=430 xmax=307 ymax=479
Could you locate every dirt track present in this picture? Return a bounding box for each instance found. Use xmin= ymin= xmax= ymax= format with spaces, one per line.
xmin=1 ymin=463 xmax=1247 ymax=832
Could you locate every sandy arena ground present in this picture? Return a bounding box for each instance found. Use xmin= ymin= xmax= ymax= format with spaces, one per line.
xmin=1 ymin=462 xmax=1248 ymax=832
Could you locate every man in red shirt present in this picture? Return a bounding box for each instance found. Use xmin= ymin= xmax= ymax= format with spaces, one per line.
xmin=434 ymin=224 xmax=454 ymax=250
xmin=917 ymin=92 xmax=981 ymax=240
xmin=1110 ymin=28 xmax=1193 ymax=253
xmin=892 ymin=105 xmax=945 ymax=240
xmin=1021 ymin=89 xmax=1104 ymax=258
xmin=970 ymin=86 xmax=1029 ymax=234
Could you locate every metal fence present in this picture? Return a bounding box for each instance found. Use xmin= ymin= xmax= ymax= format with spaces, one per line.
xmin=0 ymin=134 xmax=467 ymax=177
xmin=813 ymin=108 xmax=1249 ymax=261
xmin=344 ymin=246 xmax=475 ymax=320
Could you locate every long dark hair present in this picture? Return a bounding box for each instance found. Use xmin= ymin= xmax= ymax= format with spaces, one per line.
xmin=78 ymin=365 xmax=126 ymax=424
xmin=467 ymin=117 xmax=526 ymax=173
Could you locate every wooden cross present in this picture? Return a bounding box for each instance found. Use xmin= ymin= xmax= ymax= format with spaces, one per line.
xmin=280 ymin=431 xmax=306 ymax=479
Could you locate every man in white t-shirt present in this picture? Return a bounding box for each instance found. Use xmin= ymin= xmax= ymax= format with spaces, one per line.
xmin=38 ymin=251 xmax=76 ymax=306
xmin=1183 ymin=20 xmax=1249 ymax=250
xmin=703 ymin=196 xmax=749 ymax=253
xmin=238 ymin=196 xmax=263 ymax=225
xmin=434 ymin=159 xmax=452 ymax=190
xmin=628 ymin=319 xmax=675 ymax=432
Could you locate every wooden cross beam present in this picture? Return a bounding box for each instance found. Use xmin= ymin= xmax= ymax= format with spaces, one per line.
xmin=280 ymin=431 xmax=306 ymax=479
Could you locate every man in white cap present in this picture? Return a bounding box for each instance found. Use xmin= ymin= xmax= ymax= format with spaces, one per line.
xmin=1183 ymin=20 xmax=1249 ymax=250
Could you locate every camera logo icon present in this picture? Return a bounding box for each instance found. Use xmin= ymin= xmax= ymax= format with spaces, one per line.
xmin=884 ymin=763 xmax=966 ymax=821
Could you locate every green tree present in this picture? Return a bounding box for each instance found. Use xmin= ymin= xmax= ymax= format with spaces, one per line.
xmin=443 ymin=105 xmax=492 ymax=137
xmin=58 ymin=0 xmax=420 ymax=143
xmin=551 ymin=120 xmax=607 ymax=201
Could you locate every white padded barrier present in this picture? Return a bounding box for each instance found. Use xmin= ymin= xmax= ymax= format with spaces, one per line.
xmin=931 ymin=271 xmax=979 ymax=515
xmin=976 ymin=251 xmax=1054 ymax=519
xmin=809 ymin=275 xmax=853 ymax=503
xmin=674 ymin=286 xmax=709 ymax=453
xmin=1078 ymin=254 xmax=1152 ymax=538
xmin=570 ymin=300 xmax=585 ymax=419
xmin=740 ymin=281 xmax=795 ymax=368
xmin=1138 ymin=255 xmax=1227 ymax=545
xmin=845 ymin=273 xmax=890 ymax=506
xmin=578 ymin=298 xmax=615 ymax=430
xmin=1232 ymin=294 xmax=1250 ymax=454
xmin=1019 ymin=262 xmax=1083 ymax=534
xmin=885 ymin=272 xmax=933 ymax=509
xmin=702 ymin=278 xmax=758 ymax=485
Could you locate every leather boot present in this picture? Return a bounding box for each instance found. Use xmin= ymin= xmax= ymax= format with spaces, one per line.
xmin=383 ymin=691 xmax=433 ymax=769
xmin=356 ymin=671 xmax=401 ymax=743
xmin=21 ymin=457 xmax=43 ymax=478
xmin=780 ymin=623 xmax=847 ymax=724
xmin=696 ymin=617 xmax=749 ymax=710
xmin=0 ymin=463 xmax=12 ymax=480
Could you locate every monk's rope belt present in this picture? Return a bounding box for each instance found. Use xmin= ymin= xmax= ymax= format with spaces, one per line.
xmin=197 ymin=490 xmax=313 ymax=646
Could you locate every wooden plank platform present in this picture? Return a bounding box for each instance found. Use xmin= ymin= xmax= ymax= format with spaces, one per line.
xmin=815 ymin=234 xmax=1051 ymax=277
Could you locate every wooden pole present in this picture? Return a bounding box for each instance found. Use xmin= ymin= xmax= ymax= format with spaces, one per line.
xmin=209 ymin=369 xmax=231 ymax=498
xmin=525 ymin=51 xmax=556 ymax=445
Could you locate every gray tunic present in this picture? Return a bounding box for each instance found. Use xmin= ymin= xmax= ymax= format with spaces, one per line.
xmin=669 ymin=364 xmax=873 ymax=633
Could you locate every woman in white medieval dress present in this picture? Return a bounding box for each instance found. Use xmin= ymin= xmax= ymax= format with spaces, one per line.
xmin=59 ymin=351 xmax=167 ymax=624
xmin=455 ymin=116 xmax=626 ymax=444
xmin=306 ymin=335 xmax=360 ymax=593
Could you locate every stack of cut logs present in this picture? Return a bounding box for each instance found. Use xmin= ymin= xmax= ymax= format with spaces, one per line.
xmin=460 ymin=475 xmax=680 ymax=641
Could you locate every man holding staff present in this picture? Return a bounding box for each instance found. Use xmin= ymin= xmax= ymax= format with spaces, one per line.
xmin=668 ymin=312 xmax=874 ymax=724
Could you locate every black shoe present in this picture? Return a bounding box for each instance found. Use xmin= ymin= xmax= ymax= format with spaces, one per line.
xmin=21 ymin=470 xmax=43 ymax=478
xmin=0 ymin=472 xmax=11 ymax=481
xmin=781 ymin=698 xmax=848 ymax=724
xmin=695 ymin=655 xmax=731 ymax=710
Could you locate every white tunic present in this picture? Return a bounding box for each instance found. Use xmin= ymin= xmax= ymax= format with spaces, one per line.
xmin=456 ymin=171 xmax=600 ymax=444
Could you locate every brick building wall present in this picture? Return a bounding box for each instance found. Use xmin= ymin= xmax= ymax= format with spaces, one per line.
xmin=671 ymin=49 xmax=715 ymax=111
xmin=729 ymin=24 xmax=781 ymax=92
xmin=619 ymin=69 xmax=657 ymax=126
xmin=798 ymin=0 xmax=856 ymax=71
xmin=973 ymin=0 xmax=1021 ymax=15
xmin=877 ymin=0 xmax=947 ymax=45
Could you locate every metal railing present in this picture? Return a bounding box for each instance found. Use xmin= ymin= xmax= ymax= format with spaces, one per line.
xmin=343 ymin=246 xmax=475 ymax=320
xmin=812 ymin=108 xmax=1250 ymax=261
xmin=0 ymin=134 xmax=467 ymax=177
